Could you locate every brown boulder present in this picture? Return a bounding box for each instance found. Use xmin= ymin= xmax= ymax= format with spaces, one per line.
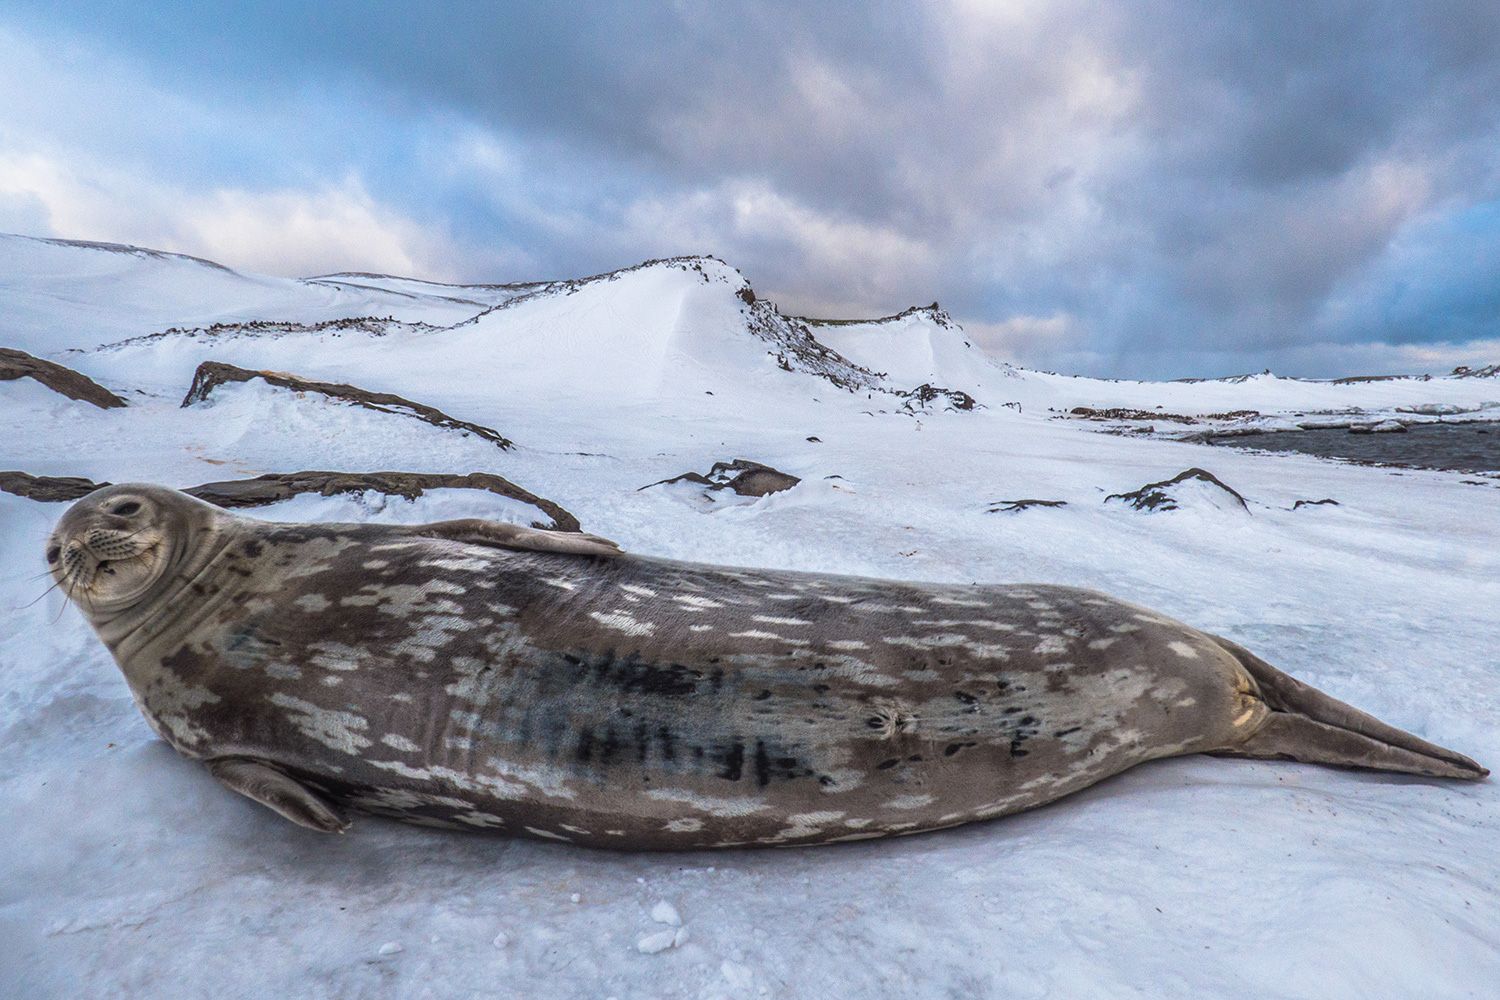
xmin=0 ymin=348 xmax=127 ymax=408
xmin=181 ymin=361 xmax=512 ymax=449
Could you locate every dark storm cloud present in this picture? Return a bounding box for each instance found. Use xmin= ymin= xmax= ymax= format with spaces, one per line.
xmin=2 ymin=1 xmax=1497 ymax=377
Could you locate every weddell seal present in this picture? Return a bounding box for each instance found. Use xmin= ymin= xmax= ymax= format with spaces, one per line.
xmin=47 ymin=484 xmax=1486 ymax=847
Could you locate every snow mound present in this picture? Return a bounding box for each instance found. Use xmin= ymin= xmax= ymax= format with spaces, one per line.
xmin=1104 ymin=468 xmax=1251 ymax=513
xmin=807 ymin=304 xmax=1015 ymax=400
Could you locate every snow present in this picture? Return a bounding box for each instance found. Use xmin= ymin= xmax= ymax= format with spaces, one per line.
xmin=0 ymin=234 xmax=480 ymax=356
xmin=2 ymin=237 xmax=1498 ymax=998
xmin=651 ymin=900 xmax=683 ymax=926
xmin=635 ymin=928 xmax=680 ymax=955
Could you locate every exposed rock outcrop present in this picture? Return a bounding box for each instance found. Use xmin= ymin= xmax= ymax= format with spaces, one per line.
xmin=1105 ymin=468 xmax=1250 ymax=513
xmin=641 ymin=459 xmax=801 ymax=499
xmin=0 ymin=348 xmax=128 ymax=408
xmin=181 ymin=361 xmax=513 ymax=448
xmin=986 ymin=498 xmax=1068 ymax=513
xmin=186 ymin=471 xmax=576 ymax=529
xmin=898 ymin=384 xmax=979 ymax=414
xmin=0 ymin=472 xmax=108 ymax=502
xmin=2 ymin=469 xmax=579 ymax=531
xmin=1068 ymin=406 xmax=1259 ymax=424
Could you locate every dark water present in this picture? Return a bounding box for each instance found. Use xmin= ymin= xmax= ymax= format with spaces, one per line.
xmin=1207 ymin=422 xmax=1500 ymax=473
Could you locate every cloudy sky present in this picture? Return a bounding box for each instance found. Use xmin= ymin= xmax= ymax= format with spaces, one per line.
xmin=2 ymin=2 xmax=1497 ymax=378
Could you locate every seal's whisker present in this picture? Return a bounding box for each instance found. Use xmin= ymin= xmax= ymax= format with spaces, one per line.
xmin=18 ymin=575 xmax=67 ymax=610
xmin=48 ymin=567 xmax=80 ymax=623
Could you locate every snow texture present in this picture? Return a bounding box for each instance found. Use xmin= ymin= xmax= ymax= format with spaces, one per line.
xmin=2 ymin=237 xmax=1498 ymax=998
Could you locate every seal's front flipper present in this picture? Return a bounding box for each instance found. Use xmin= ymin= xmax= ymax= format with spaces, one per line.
xmin=1209 ymin=637 xmax=1488 ymax=781
xmin=412 ymin=518 xmax=622 ymax=558
xmin=208 ymin=758 xmax=351 ymax=833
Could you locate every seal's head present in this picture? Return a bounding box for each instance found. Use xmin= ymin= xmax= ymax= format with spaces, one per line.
xmin=46 ymin=484 xmax=215 ymax=622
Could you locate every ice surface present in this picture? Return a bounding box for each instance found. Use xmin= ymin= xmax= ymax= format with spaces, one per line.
xmin=2 ymin=238 xmax=1498 ymax=998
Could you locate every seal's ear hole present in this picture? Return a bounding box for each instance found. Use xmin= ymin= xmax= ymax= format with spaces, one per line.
xmin=46 ymin=545 xmax=61 ymax=564
xmin=112 ymin=501 xmax=141 ymax=516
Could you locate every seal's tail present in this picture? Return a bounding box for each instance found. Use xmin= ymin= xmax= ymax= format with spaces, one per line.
xmin=1208 ymin=636 xmax=1488 ymax=781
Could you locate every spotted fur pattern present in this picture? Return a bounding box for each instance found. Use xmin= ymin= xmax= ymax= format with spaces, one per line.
xmin=66 ymin=503 xmax=1273 ymax=848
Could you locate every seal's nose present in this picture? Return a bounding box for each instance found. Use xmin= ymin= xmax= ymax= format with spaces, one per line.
xmin=55 ymin=537 xmax=96 ymax=577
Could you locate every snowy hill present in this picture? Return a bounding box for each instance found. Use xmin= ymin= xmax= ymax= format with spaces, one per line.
xmin=0 ymin=234 xmax=482 ymax=355
xmin=2 ymin=235 xmax=1498 ymax=999
xmin=804 ymin=303 xmax=1012 ymax=395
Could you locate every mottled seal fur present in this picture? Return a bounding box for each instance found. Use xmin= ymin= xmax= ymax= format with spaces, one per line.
xmin=47 ymin=484 xmax=1486 ymax=848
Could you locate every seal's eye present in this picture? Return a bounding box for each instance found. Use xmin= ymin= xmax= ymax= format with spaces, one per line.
xmin=112 ymin=501 xmax=141 ymax=516
xmin=46 ymin=545 xmax=61 ymax=564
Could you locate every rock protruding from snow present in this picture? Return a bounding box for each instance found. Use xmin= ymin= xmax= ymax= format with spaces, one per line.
xmin=1292 ymin=498 xmax=1341 ymax=510
xmin=186 ymin=471 xmax=580 ymax=529
xmin=0 ymin=348 xmax=128 ymax=408
xmin=986 ymin=498 xmax=1068 ymax=513
xmin=1452 ymin=364 xmax=1500 ymax=378
xmin=181 ymin=361 xmax=513 ymax=449
xmin=0 ymin=469 xmax=581 ymax=528
xmin=1105 ymin=468 xmax=1250 ymax=513
xmin=95 ymin=316 xmax=447 ymax=353
xmin=0 ymin=472 xmax=108 ymax=502
xmin=898 ymin=383 xmax=979 ymax=414
xmin=641 ymin=459 xmax=801 ymax=505
xmin=1068 ymin=405 xmax=1259 ymax=424
xmin=752 ymin=305 xmax=887 ymax=393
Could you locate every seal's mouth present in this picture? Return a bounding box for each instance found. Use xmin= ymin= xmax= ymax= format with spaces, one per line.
xmin=51 ymin=530 xmax=164 ymax=611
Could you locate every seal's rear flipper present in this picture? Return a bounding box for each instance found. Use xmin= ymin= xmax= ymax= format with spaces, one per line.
xmin=209 ymin=758 xmax=352 ymax=833
xmin=411 ymin=519 xmax=622 ymax=558
xmin=1208 ymin=636 xmax=1488 ymax=781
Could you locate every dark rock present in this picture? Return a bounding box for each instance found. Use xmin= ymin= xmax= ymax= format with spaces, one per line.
xmin=1452 ymin=364 xmax=1500 ymax=378
xmin=718 ymin=462 xmax=801 ymax=498
xmin=0 ymin=472 xmax=109 ymax=502
xmin=806 ymin=436 xmax=822 ymax=443
xmin=986 ymin=498 xmax=1067 ymax=513
xmin=1071 ymin=405 xmax=1194 ymax=424
xmin=1331 ymin=373 xmax=1413 ymax=384
xmin=184 ymin=471 xmax=578 ymax=529
xmin=2 ymin=469 xmax=580 ymax=531
xmin=641 ymin=459 xmax=801 ymax=499
xmin=1292 ymin=498 xmax=1340 ymax=510
xmin=899 ymin=383 xmax=978 ymax=414
xmin=0 ymin=348 xmax=128 ymax=408
xmin=181 ymin=362 xmax=513 ymax=449
xmin=736 ymin=286 xmax=756 ymax=305
xmin=1068 ymin=406 xmax=1260 ymax=424
xmin=1105 ymin=468 xmax=1249 ymax=513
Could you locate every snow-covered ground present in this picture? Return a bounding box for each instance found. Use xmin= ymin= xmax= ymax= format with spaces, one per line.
xmin=2 ymin=236 xmax=1497 ymax=998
